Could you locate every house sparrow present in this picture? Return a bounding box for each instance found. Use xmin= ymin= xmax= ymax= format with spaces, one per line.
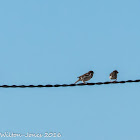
xmin=109 ymin=70 xmax=119 ymax=81
xmin=75 ymin=71 xmax=94 ymax=84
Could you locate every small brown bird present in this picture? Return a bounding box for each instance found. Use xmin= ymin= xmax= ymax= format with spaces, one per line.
xmin=75 ymin=71 xmax=94 ymax=84
xmin=109 ymin=70 xmax=119 ymax=81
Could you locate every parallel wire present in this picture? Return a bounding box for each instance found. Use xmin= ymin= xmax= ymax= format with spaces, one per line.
xmin=0 ymin=79 xmax=140 ymax=88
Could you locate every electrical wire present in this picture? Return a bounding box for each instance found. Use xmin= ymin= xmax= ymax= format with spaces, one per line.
xmin=0 ymin=79 xmax=140 ymax=88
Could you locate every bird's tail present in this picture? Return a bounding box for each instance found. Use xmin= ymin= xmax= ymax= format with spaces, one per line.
xmin=74 ymin=79 xmax=80 ymax=84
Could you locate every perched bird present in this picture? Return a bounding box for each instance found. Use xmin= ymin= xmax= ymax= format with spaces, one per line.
xmin=109 ymin=70 xmax=119 ymax=81
xmin=75 ymin=71 xmax=94 ymax=84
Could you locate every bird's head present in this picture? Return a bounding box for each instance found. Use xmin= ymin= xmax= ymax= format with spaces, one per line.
xmin=113 ymin=70 xmax=119 ymax=73
xmin=89 ymin=71 xmax=94 ymax=74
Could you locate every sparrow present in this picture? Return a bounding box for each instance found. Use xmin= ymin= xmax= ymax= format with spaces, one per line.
xmin=109 ymin=70 xmax=119 ymax=81
xmin=75 ymin=71 xmax=94 ymax=84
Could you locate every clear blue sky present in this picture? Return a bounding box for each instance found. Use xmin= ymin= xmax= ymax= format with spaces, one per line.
xmin=0 ymin=0 xmax=140 ymax=140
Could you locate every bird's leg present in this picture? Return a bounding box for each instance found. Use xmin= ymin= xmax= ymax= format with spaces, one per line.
xmin=82 ymin=80 xmax=86 ymax=84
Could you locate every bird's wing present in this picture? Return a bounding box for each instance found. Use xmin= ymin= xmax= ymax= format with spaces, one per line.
xmin=78 ymin=72 xmax=89 ymax=78
xmin=110 ymin=72 xmax=113 ymax=76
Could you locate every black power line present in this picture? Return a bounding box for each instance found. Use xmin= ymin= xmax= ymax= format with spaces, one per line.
xmin=0 ymin=79 xmax=140 ymax=88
